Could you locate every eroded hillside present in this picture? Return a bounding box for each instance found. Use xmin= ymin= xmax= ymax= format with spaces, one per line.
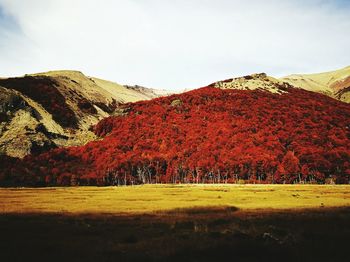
xmin=0 ymin=71 xmax=167 ymax=158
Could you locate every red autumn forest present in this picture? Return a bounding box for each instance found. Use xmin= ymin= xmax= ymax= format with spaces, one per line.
xmin=0 ymin=86 xmax=349 ymax=186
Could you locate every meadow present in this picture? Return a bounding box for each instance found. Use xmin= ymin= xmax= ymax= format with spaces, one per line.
xmin=1 ymin=185 xmax=350 ymax=261
xmin=1 ymin=184 xmax=350 ymax=214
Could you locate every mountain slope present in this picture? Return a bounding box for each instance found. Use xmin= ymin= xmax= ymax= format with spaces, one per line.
xmin=281 ymin=66 xmax=350 ymax=102
xmin=1 ymin=84 xmax=349 ymax=186
xmin=0 ymin=87 xmax=58 ymax=157
xmin=0 ymin=70 xmax=166 ymax=158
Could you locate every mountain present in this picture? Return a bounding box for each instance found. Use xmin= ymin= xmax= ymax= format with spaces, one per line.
xmin=281 ymin=66 xmax=350 ymax=103
xmin=1 ymin=83 xmax=349 ymax=186
xmin=0 ymin=70 xmax=167 ymax=158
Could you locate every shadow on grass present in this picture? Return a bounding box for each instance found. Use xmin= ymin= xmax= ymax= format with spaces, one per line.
xmin=154 ymin=205 xmax=239 ymax=216
xmin=1 ymin=206 xmax=350 ymax=262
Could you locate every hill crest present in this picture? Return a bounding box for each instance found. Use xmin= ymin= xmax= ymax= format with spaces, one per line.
xmin=210 ymin=73 xmax=292 ymax=94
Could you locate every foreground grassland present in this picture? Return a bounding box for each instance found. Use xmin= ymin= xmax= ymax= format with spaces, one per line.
xmin=1 ymin=184 xmax=350 ymax=214
xmin=1 ymin=185 xmax=350 ymax=262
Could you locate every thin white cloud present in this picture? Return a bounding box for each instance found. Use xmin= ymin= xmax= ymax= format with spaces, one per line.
xmin=0 ymin=0 xmax=349 ymax=90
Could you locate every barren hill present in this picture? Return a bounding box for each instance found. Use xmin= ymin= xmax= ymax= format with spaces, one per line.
xmin=0 ymin=70 xmax=167 ymax=158
xmin=281 ymin=66 xmax=350 ymax=102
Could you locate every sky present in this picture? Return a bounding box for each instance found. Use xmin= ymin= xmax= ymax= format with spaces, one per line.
xmin=0 ymin=0 xmax=349 ymax=91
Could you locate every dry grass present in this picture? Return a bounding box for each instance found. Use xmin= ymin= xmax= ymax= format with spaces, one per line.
xmin=281 ymin=65 xmax=350 ymax=93
xmin=1 ymin=184 xmax=350 ymax=215
xmin=1 ymin=185 xmax=350 ymax=261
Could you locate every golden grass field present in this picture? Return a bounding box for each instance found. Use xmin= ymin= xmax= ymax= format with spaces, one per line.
xmin=2 ymin=185 xmax=350 ymax=261
xmin=1 ymin=184 xmax=350 ymax=214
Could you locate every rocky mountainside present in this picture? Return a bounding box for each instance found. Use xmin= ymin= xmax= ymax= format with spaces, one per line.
xmin=0 ymin=70 xmax=167 ymax=158
xmin=281 ymin=66 xmax=350 ymax=103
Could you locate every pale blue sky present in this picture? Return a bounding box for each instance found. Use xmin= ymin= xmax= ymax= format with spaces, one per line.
xmin=0 ymin=0 xmax=349 ymax=90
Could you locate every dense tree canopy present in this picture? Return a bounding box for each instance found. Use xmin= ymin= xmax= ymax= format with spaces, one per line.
xmin=1 ymin=86 xmax=349 ymax=186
